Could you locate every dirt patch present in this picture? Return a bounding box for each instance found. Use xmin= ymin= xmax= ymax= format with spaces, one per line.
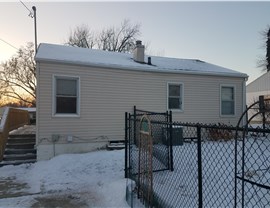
xmin=0 ymin=177 xmax=30 ymax=199
xmin=0 ymin=176 xmax=100 ymax=207
xmin=31 ymin=191 xmax=98 ymax=208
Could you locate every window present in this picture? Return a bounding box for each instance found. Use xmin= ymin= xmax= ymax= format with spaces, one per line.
xmin=221 ymin=85 xmax=235 ymax=116
xmin=168 ymin=83 xmax=183 ymax=111
xmin=53 ymin=76 xmax=80 ymax=116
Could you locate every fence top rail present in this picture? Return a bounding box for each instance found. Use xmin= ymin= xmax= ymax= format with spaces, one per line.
xmin=127 ymin=117 xmax=270 ymax=133
xmin=171 ymin=121 xmax=270 ymax=133
xmin=134 ymin=109 xmax=168 ymax=116
xmin=128 ymin=118 xmax=168 ymax=125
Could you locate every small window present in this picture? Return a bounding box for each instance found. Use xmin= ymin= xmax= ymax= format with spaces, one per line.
xmin=221 ymin=86 xmax=235 ymax=116
xmin=168 ymin=83 xmax=183 ymax=110
xmin=53 ymin=76 xmax=80 ymax=116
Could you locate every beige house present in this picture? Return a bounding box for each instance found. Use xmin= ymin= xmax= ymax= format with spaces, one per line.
xmin=35 ymin=41 xmax=248 ymax=160
xmin=247 ymin=71 xmax=270 ymax=105
xmin=246 ymin=71 xmax=270 ymax=123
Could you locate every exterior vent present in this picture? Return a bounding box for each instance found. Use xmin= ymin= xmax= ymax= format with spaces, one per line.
xmin=133 ymin=40 xmax=145 ymax=63
xmin=148 ymin=57 xmax=152 ymax=65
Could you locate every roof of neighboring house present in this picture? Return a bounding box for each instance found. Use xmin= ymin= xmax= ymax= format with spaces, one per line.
xmin=247 ymin=71 xmax=270 ymax=92
xmin=35 ymin=43 xmax=248 ymax=78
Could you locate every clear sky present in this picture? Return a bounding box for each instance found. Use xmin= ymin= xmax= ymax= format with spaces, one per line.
xmin=0 ymin=1 xmax=270 ymax=84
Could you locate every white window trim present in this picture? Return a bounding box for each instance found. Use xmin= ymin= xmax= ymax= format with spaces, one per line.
xmin=52 ymin=74 xmax=80 ymax=117
xmin=167 ymin=82 xmax=184 ymax=112
xmin=220 ymin=84 xmax=236 ymax=117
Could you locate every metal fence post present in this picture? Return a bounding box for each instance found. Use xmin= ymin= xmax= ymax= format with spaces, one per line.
xmin=169 ymin=111 xmax=174 ymax=171
xmin=234 ymin=126 xmax=238 ymax=208
xmin=197 ymin=125 xmax=203 ymax=208
xmin=128 ymin=113 xmax=131 ymax=179
xmin=133 ymin=106 xmax=137 ymax=145
xmin=125 ymin=112 xmax=128 ymax=178
xmin=259 ymin=95 xmax=266 ymax=135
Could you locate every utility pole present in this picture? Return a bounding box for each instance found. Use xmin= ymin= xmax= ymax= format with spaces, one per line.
xmin=20 ymin=1 xmax=38 ymax=53
xmin=32 ymin=6 xmax=37 ymax=54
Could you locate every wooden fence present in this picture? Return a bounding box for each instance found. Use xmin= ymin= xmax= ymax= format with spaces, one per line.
xmin=0 ymin=107 xmax=30 ymax=161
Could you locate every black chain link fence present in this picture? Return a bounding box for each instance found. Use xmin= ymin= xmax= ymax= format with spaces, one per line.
xmin=125 ymin=104 xmax=270 ymax=208
xmin=150 ymin=122 xmax=239 ymax=208
xmin=235 ymin=97 xmax=270 ymax=208
xmin=125 ymin=107 xmax=171 ymax=179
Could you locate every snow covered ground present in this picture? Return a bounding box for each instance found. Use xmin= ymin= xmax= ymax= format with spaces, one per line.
xmin=0 ymin=137 xmax=269 ymax=208
xmin=129 ymin=137 xmax=270 ymax=207
xmin=0 ymin=149 xmax=130 ymax=208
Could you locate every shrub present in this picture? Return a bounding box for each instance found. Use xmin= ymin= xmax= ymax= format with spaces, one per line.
xmin=207 ymin=123 xmax=234 ymax=141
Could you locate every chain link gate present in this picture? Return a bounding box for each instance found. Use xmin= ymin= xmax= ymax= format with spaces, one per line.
xmin=125 ymin=107 xmax=172 ymax=207
xmin=235 ymin=96 xmax=270 ymax=207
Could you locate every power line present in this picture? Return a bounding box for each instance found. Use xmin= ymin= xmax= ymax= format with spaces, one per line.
xmin=0 ymin=1 xmax=33 ymax=53
xmin=0 ymin=38 xmax=18 ymax=50
xmin=19 ymin=0 xmax=34 ymax=18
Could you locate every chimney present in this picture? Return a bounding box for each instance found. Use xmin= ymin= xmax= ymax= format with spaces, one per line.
xmin=133 ymin=40 xmax=145 ymax=63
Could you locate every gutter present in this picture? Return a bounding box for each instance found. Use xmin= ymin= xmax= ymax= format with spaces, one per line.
xmin=242 ymin=77 xmax=248 ymax=126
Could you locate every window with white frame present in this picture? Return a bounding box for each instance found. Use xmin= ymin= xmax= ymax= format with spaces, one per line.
xmin=168 ymin=83 xmax=183 ymax=110
xmin=221 ymin=85 xmax=235 ymax=116
xmin=53 ymin=76 xmax=80 ymax=115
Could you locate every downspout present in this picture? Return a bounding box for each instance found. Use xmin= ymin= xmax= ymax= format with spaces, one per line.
xmin=242 ymin=77 xmax=248 ymax=126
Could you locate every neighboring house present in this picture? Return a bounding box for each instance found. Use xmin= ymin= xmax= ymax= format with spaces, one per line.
xmin=246 ymin=71 xmax=270 ymax=123
xmin=35 ymin=41 xmax=248 ymax=160
xmin=246 ymin=71 xmax=270 ymax=105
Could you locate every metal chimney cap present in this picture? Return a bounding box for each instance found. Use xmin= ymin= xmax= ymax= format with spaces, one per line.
xmin=148 ymin=57 xmax=152 ymax=65
xmin=136 ymin=40 xmax=142 ymax=46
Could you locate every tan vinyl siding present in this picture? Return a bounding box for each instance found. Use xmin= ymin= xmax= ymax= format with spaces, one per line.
xmin=246 ymin=72 xmax=270 ymax=109
xmin=246 ymin=71 xmax=270 ymax=93
xmin=37 ymin=62 xmax=245 ymax=144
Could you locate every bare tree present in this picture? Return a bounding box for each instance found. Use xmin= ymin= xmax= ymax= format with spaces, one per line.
xmin=0 ymin=42 xmax=36 ymax=107
xmin=266 ymin=27 xmax=270 ymax=71
xmin=66 ymin=24 xmax=96 ymax=48
xmin=97 ymin=19 xmax=141 ymax=52
xmin=257 ymin=26 xmax=270 ymax=72
xmin=65 ymin=19 xmax=141 ymax=53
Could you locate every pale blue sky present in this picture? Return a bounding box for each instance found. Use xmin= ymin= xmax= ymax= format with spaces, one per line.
xmin=0 ymin=1 xmax=270 ymax=84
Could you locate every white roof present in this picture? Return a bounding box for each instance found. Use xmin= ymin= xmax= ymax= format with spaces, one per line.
xmin=35 ymin=43 xmax=247 ymax=78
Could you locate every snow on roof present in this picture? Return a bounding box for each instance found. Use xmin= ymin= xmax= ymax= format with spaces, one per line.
xmin=35 ymin=43 xmax=248 ymax=78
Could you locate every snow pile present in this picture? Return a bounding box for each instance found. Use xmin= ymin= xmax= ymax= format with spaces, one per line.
xmin=0 ymin=149 xmax=130 ymax=207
